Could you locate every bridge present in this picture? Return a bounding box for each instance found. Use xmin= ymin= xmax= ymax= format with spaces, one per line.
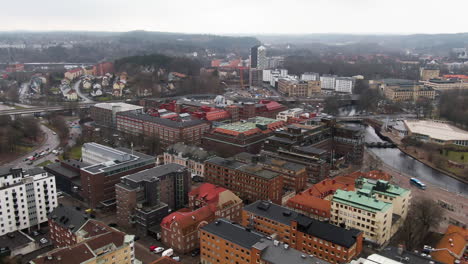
xmin=0 ymin=103 xmax=96 ymax=116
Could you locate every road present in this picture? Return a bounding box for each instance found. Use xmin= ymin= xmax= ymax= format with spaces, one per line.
xmin=2 ymin=123 xmax=60 ymax=170
xmin=74 ymin=80 xmax=94 ymax=103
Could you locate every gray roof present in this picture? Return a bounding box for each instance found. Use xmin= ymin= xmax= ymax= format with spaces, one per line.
xmin=206 ymin=156 xmax=245 ymax=170
xmin=118 ymin=111 xmax=208 ymax=128
xmin=237 ymin=164 xmax=280 ymax=180
xmin=379 ymin=247 xmax=444 ymax=264
xmin=48 ymin=205 xmax=90 ymax=233
xmin=166 ymin=143 xmax=213 ymax=162
xmin=25 ymin=167 xmax=46 ymax=176
xmin=267 ymin=136 xmax=295 ymax=144
xmin=123 ymin=163 xmax=186 ymax=182
xmin=45 ymin=162 xmax=80 ymax=179
xmin=234 ymin=153 xmax=305 ymax=173
xmin=294 ymin=145 xmax=327 ymax=155
xmin=0 ymin=167 xmax=20 ymax=177
xmin=202 ymin=218 xmax=264 ymax=249
xmin=255 ymin=239 xmax=329 ymax=264
xmin=0 ymin=231 xmax=34 ymax=250
xmin=245 ymin=201 xmax=361 ymax=248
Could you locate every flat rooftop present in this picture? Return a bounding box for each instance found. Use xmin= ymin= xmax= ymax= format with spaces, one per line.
xmin=333 ymin=190 xmax=392 ymax=213
xmin=0 ymin=231 xmax=34 ymax=250
xmin=202 ymin=218 xmax=264 ymax=249
xmin=123 ymin=163 xmax=186 ymax=182
xmin=216 ymin=117 xmax=278 ymax=133
xmin=93 ymin=102 xmax=143 ymax=111
xmin=404 ymin=120 xmax=468 ymax=141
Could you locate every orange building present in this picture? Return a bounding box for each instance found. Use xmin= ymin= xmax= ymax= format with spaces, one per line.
xmin=431 ymin=225 xmax=468 ymax=264
xmin=200 ymin=218 xmax=328 ymax=264
xmin=242 ymin=200 xmax=363 ymax=264
xmin=161 ymin=184 xmax=242 ymax=253
xmin=287 ymin=171 xmax=391 ymax=220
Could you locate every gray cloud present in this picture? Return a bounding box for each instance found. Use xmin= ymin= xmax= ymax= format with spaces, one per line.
xmin=1 ymin=0 xmax=467 ymax=34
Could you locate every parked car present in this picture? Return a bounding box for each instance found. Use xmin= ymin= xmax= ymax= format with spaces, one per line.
xmin=191 ymin=249 xmax=200 ymax=257
xmin=149 ymin=245 xmax=157 ymax=252
xmin=172 ymin=256 xmax=181 ymax=262
xmin=39 ymin=238 xmax=48 ymax=244
xmin=154 ymin=247 xmax=164 ymax=254
xmin=31 ymin=231 xmax=40 ymax=237
xmin=162 ymin=248 xmax=173 ymax=257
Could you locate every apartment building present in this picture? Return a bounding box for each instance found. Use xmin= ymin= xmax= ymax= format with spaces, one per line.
xmin=301 ymin=72 xmax=320 ymax=81
xmin=202 ymin=117 xmax=285 ymax=157
xmin=423 ymin=78 xmax=468 ymax=91
xmin=200 ymin=218 xmax=328 ymax=264
xmin=320 ymin=74 xmax=337 ymax=90
xmin=80 ymin=143 xmax=156 ymax=209
xmin=90 ymin=102 xmax=144 ymax=128
xmin=204 ymin=157 xmax=283 ymax=204
xmin=331 ymin=190 xmax=392 ymax=246
xmin=335 ymin=77 xmax=354 ymax=94
xmin=0 ymin=167 xmax=57 ymax=236
xmin=48 ymin=205 xmax=116 ymax=248
xmin=116 ymin=111 xmax=211 ymax=147
xmin=278 ymin=78 xmax=321 ymax=97
xmin=163 ymin=143 xmax=214 ymax=177
xmin=234 ymin=152 xmax=307 ymax=193
xmin=287 ymin=171 xmax=391 ymax=221
xmin=64 ymin=67 xmax=84 ymax=80
xmin=242 ymin=200 xmax=363 ymax=264
xmin=160 ymin=183 xmax=242 ymax=253
xmin=30 ymin=226 xmax=136 ymax=264
xmin=382 ymin=81 xmax=435 ymax=102
xmin=420 ymin=67 xmax=440 ymax=81
xmin=115 ymin=164 xmax=190 ymax=235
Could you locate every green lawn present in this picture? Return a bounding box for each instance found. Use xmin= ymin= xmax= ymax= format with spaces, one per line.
xmin=36 ymin=160 xmax=53 ymax=167
xmin=444 ymin=150 xmax=468 ymax=164
xmin=68 ymin=145 xmax=82 ymax=160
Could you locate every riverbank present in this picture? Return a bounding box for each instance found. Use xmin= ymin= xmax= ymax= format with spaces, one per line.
xmin=380 ymin=130 xmax=468 ymax=185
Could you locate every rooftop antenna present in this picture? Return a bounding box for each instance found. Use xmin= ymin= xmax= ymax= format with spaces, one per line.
xmin=131 ymin=142 xmax=134 ymax=155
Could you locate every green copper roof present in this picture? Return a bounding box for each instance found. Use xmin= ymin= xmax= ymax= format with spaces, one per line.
xmin=363 ymin=179 xmax=409 ymax=198
xmin=217 ymin=117 xmax=278 ymax=132
xmin=332 ymin=190 xmax=392 ymax=213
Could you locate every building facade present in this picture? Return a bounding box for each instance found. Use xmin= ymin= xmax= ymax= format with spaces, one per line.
xmin=163 ymin=143 xmax=214 ymax=177
xmin=0 ymin=167 xmax=57 ymax=236
xmin=80 ymin=143 xmax=156 ymax=209
xmin=204 ymin=157 xmax=283 ymax=204
xmin=160 ymin=184 xmax=242 ymax=253
xmin=200 ymin=218 xmax=328 ymax=264
xmin=335 ymin=77 xmax=354 ymax=94
xmin=115 ymin=164 xmax=190 ymax=235
xmin=90 ymin=102 xmax=143 ymax=128
xmin=420 ymin=67 xmax=440 ymax=81
xmin=320 ymin=75 xmax=337 ymax=90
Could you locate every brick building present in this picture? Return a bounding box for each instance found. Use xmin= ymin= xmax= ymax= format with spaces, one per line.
xmin=204 ymin=157 xmax=283 ymax=204
xmin=95 ymin=62 xmax=115 ymax=76
xmin=200 ymin=218 xmax=328 ymax=264
xmin=90 ymin=102 xmax=144 ymax=128
xmin=44 ymin=159 xmax=87 ymax=199
xmin=287 ymin=171 xmax=392 ymax=221
xmin=202 ymin=117 xmax=285 ymax=157
xmin=278 ymin=78 xmax=321 ymax=97
xmin=31 ymin=223 xmax=136 ymax=264
xmin=48 ymin=205 xmax=117 ymax=248
xmin=80 ymin=143 xmax=156 ymax=209
xmin=117 ymin=111 xmax=211 ymax=147
xmin=234 ymin=152 xmax=307 ymax=193
xmin=163 ymin=143 xmax=214 ymax=177
xmin=115 ymin=164 xmax=190 ymax=235
xmin=242 ymin=200 xmax=363 ymax=264
xmin=160 ymin=183 xmax=242 ymax=253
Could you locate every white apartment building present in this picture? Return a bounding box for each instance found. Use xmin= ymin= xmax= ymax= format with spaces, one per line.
xmin=301 ymin=72 xmax=320 ymax=81
xmin=335 ymin=77 xmax=355 ymax=93
xmin=263 ymin=69 xmax=288 ymax=83
xmin=0 ymin=167 xmax=58 ymax=236
xmin=276 ymin=108 xmax=305 ymax=121
xmin=320 ymin=74 xmax=337 ymax=90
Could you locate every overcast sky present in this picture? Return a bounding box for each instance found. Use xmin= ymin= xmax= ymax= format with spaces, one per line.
xmin=1 ymin=0 xmax=467 ymax=34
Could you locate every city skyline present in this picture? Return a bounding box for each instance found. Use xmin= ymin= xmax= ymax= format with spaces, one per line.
xmin=1 ymin=0 xmax=467 ymax=34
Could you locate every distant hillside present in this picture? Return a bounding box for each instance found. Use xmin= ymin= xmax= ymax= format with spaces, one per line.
xmin=114 ymin=53 xmax=202 ymax=75
xmin=0 ymin=31 xmax=260 ymax=63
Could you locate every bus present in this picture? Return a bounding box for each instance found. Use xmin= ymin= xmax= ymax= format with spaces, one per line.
xmin=410 ymin=178 xmax=426 ymax=190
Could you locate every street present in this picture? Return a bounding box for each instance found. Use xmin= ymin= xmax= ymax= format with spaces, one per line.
xmin=74 ymin=80 xmax=94 ymax=103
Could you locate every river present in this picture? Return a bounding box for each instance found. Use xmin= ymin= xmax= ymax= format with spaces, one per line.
xmin=363 ymin=125 xmax=468 ymax=195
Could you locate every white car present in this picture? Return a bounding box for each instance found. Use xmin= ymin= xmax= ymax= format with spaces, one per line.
xmin=153 ymin=247 xmax=164 ymax=254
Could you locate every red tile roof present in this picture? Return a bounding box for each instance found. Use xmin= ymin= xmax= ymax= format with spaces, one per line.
xmin=189 ymin=183 xmax=227 ymax=205
xmin=431 ymin=225 xmax=468 ymax=264
xmin=160 ymin=206 xmax=213 ymax=231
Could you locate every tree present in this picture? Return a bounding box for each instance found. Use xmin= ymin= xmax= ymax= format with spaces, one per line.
xmin=323 ymin=96 xmax=340 ymax=115
xmin=398 ymin=197 xmax=444 ymax=250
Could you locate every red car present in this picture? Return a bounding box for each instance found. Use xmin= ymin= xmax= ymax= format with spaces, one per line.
xmin=149 ymin=245 xmax=157 ymax=252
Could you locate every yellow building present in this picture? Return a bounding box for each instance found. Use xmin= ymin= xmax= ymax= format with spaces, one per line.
xmin=420 ymin=67 xmax=440 ymax=81
xmin=423 ymin=79 xmax=468 ymax=91
xmin=383 ymin=82 xmax=435 ymax=102
xmin=330 ymin=179 xmax=411 ymax=246
xmin=30 ymin=229 xmax=137 ymax=264
xmin=331 ymin=189 xmax=393 ymax=246
xmin=278 ymin=78 xmax=321 ymax=97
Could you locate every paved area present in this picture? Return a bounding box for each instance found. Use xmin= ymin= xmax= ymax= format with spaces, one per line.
xmin=364 ymin=151 xmax=468 ymax=233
